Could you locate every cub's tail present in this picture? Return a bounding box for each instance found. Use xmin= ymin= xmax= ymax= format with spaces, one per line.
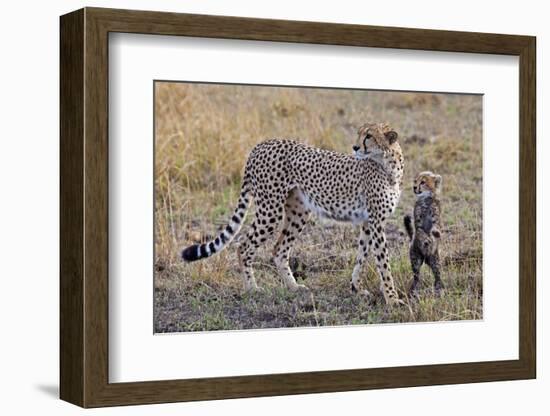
xmin=403 ymin=214 xmax=414 ymax=240
xmin=181 ymin=181 xmax=252 ymax=262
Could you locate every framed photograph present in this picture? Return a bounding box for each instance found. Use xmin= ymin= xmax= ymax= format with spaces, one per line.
xmin=60 ymin=7 xmax=536 ymax=408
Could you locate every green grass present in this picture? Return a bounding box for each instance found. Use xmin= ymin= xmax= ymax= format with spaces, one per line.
xmin=154 ymin=83 xmax=483 ymax=332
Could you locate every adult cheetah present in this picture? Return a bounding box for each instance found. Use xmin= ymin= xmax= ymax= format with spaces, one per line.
xmin=182 ymin=122 xmax=405 ymax=306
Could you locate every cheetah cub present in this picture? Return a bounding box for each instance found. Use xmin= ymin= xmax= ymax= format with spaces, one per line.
xmin=182 ymin=123 xmax=405 ymax=306
xmin=403 ymin=171 xmax=443 ymax=295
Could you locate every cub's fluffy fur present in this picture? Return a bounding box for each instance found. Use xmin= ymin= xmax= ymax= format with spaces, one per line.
xmin=404 ymin=171 xmax=443 ymax=294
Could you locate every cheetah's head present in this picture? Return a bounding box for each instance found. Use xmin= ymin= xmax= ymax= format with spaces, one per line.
xmin=413 ymin=171 xmax=442 ymax=196
xmin=353 ymin=123 xmax=401 ymax=161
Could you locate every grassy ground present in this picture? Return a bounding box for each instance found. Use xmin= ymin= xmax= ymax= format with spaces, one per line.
xmin=154 ymin=82 xmax=483 ymax=333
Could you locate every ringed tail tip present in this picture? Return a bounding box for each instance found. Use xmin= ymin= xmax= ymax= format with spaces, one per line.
xmin=181 ymin=244 xmax=200 ymax=262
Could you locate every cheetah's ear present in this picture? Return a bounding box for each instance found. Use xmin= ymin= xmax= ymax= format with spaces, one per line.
xmin=385 ymin=130 xmax=398 ymax=144
xmin=434 ymin=174 xmax=443 ymax=193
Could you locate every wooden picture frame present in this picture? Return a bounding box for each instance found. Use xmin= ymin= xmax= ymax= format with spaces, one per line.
xmin=60 ymin=7 xmax=536 ymax=408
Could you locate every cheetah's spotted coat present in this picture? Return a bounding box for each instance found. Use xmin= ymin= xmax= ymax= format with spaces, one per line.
xmin=182 ymin=122 xmax=405 ymax=305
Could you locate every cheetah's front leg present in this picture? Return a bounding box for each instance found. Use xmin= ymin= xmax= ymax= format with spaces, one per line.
xmin=351 ymin=224 xmax=371 ymax=295
xmin=369 ymin=221 xmax=404 ymax=306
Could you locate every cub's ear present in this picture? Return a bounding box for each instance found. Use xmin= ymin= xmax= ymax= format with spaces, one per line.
xmin=434 ymin=174 xmax=443 ymax=192
xmin=385 ymin=130 xmax=398 ymax=144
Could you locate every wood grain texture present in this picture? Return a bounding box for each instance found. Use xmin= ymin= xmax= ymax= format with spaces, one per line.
xmin=83 ymin=11 xmax=110 ymax=406
xmin=518 ymin=38 xmax=536 ymax=376
xmin=59 ymin=7 xmax=537 ymax=408
xmin=88 ymin=7 xmax=532 ymax=54
xmin=59 ymin=8 xmax=84 ymax=407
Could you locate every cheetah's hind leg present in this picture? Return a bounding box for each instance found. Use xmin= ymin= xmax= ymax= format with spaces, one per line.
xmin=237 ymin=195 xmax=285 ymax=292
xmin=427 ymin=252 xmax=444 ymax=295
xmin=272 ymin=189 xmax=310 ymax=292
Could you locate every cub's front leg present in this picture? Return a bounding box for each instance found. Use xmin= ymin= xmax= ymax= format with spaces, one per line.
xmin=368 ymin=220 xmax=404 ymax=306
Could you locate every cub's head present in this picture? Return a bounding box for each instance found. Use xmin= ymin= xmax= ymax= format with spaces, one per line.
xmin=353 ymin=123 xmax=401 ymax=161
xmin=413 ymin=171 xmax=442 ymax=196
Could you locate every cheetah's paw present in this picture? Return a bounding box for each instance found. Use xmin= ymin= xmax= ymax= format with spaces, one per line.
xmin=387 ymin=296 xmax=406 ymax=307
xmin=289 ymin=283 xmax=309 ymax=293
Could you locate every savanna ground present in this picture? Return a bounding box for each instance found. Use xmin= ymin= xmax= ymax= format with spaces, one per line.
xmin=154 ymin=82 xmax=483 ymax=333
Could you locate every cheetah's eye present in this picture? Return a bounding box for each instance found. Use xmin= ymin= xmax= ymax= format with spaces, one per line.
xmin=420 ymin=180 xmax=425 ymax=185
xmin=363 ymin=134 xmax=372 ymax=147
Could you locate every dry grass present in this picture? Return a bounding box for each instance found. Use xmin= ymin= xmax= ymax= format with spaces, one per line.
xmin=154 ymin=82 xmax=483 ymax=332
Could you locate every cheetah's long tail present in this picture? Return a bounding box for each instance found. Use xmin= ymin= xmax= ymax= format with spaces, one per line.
xmin=181 ymin=180 xmax=253 ymax=262
xmin=403 ymin=214 xmax=414 ymax=240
